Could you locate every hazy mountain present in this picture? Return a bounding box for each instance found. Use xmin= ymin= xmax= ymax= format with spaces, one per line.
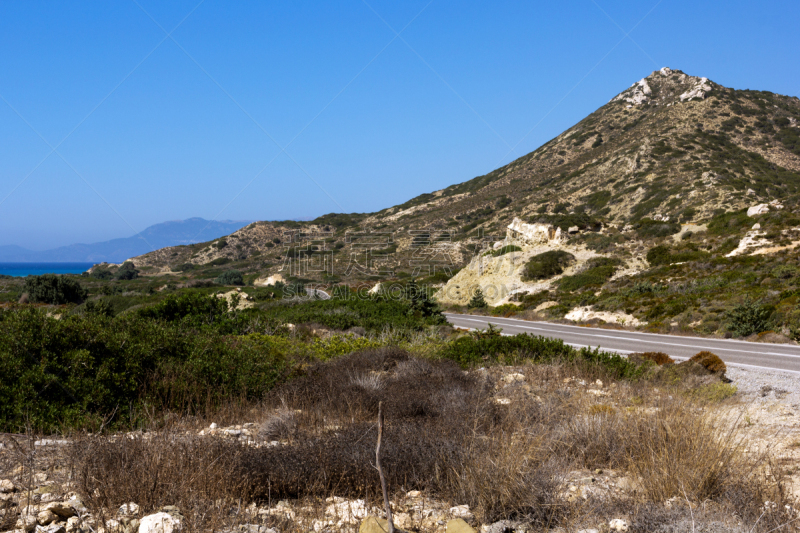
xmin=0 ymin=218 xmax=252 ymax=263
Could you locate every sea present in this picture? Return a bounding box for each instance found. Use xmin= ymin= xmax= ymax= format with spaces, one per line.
xmin=0 ymin=262 xmax=95 ymax=277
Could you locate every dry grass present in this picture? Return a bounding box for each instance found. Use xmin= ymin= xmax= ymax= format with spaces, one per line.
xmin=35 ymin=349 xmax=796 ymax=532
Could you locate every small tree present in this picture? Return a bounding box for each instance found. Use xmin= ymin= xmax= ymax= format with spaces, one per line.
xmin=405 ymin=280 xmax=446 ymax=322
xmin=467 ymin=288 xmax=487 ymax=309
xmin=115 ymin=261 xmax=139 ymax=280
xmin=24 ymin=274 xmax=87 ymax=304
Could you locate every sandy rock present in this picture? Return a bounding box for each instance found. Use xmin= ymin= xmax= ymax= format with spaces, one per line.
xmin=0 ymin=479 xmax=16 ymax=492
xmin=37 ymin=510 xmax=58 ymax=525
xmin=565 ymin=306 xmax=643 ymax=327
xmin=138 ymin=513 xmax=181 ymax=533
xmin=447 ymin=519 xmax=476 ymax=533
xmin=359 ymin=516 xmax=389 ymax=533
xmin=66 ymin=517 xmax=82 ymax=533
xmin=44 ymin=502 xmax=76 ymax=519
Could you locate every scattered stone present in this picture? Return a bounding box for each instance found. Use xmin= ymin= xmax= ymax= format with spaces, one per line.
xmin=577 ymin=529 xmax=599 ymax=533
xmin=501 ymin=373 xmax=525 ymax=384
xmin=44 ymin=502 xmax=77 ymax=518
xmin=37 ymin=524 xmax=67 ymax=533
xmin=138 ymin=512 xmax=181 ymax=533
xmin=119 ymin=503 xmax=140 ymax=516
xmin=484 ymin=520 xmax=519 ymax=533
xmin=0 ymin=479 xmax=16 ymax=493
xmin=36 ymin=510 xmax=58 ymax=526
xmin=609 ymin=518 xmax=629 ymax=531
xmin=66 ymin=517 xmax=82 ymax=533
xmin=447 ymin=518 xmax=476 ymax=533
xmin=17 ymin=514 xmax=37 ymax=532
xmin=449 ymin=505 xmax=472 ymax=519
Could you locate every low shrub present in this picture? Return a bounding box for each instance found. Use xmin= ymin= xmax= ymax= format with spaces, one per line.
xmin=558 ymin=257 xmax=619 ymax=292
xmin=634 ymin=218 xmax=681 ymax=238
xmin=24 ymin=274 xmax=87 ymax=304
xmin=437 ymin=334 xmax=642 ymax=378
xmin=216 ymin=269 xmax=244 ymax=286
xmin=726 ymin=299 xmax=773 ymax=337
xmin=521 ymin=250 xmax=575 ymax=281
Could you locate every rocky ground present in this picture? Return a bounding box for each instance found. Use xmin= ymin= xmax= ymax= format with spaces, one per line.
xmin=2 ymin=362 xmax=799 ymax=533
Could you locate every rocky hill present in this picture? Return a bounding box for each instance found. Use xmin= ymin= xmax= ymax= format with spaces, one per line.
xmin=126 ymin=67 xmax=800 ymax=331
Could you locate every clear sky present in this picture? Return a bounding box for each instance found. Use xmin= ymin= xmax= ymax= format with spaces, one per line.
xmin=1 ymin=0 xmax=798 ymax=250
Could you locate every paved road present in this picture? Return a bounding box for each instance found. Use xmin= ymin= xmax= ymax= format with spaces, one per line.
xmin=445 ymin=313 xmax=800 ymax=374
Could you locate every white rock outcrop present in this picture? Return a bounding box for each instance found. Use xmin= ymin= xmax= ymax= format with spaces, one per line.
xmin=679 ymin=77 xmax=712 ymax=101
xmin=506 ymin=218 xmax=563 ymax=246
xmin=612 ymin=78 xmax=652 ymax=105
xmin=747 ymin=201 xmax=783 ymax=217
xmin=139 ymin=513 xmax=181 ymax=533
xmin=254 ymin=273 xmax=284 ymax=287
xmin=565 ymin=306 xmax=644 ymax=327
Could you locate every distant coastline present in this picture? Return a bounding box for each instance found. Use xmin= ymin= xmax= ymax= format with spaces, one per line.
xmin=0 ymin=262 xmax=94 ymax=277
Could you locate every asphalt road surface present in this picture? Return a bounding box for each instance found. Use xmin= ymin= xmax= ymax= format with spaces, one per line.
xmin=445 ymin=313 xmax=800 ymax=374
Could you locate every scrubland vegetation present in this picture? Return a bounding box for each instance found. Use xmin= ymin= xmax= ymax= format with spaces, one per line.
xmin=0 ymin=272 xmax=797 ymax=533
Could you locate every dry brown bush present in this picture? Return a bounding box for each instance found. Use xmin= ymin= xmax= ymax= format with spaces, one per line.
xmin=635 ymin=351 xmax=675 ymax=366
xmin=690 ymin=350 xmax=727 ymax=373
xmin=63 ymin=350 xmax=796 ymax=532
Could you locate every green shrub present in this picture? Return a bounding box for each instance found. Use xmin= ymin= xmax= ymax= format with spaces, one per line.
xmin=0 ymin=307 xmax=295 ymax=432
xmin=216 ymin=270 xmax=244 ymax=286
xmin=647 ymin=245 xmax=710 ymax=266
xmin=115 ymin=262 xmax=139 ymax=281
xmin=209 ymin=257 xmax=231 ymax=266
xmin=558 ymin=257 xmax=619 ymax=292
xmin=726 ymin=299 xmax=773 ymax=337
xmin=173 ymin=263 xmax=196 ymax=272
xmin=90 ymin=266 xmax=114 ymax=280
xmin=522 ymin=250 xmax=575 ymax=281
xmin=634 ymin=219 xmax=681 ymax=238
xmin=24 ymin=274 xmax=87 ymax=304
xmin=490 ymin=303 xmax=519 ymax=317
xmin=437 ymin=334 xmax=643 ymax=378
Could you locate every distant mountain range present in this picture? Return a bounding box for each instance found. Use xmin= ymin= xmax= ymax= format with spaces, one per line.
xmin=0 ymin=218 xmax=252 ymax=263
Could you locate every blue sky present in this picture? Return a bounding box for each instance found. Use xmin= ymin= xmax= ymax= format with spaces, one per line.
xmin=1 ymin=1 xmax=798 ymax=250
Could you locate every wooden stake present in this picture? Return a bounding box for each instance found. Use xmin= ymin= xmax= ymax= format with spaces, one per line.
xmin=376 ymin=401 xmax=396 ymax=533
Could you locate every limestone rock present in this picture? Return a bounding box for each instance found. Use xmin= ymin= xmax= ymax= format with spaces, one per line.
xmin=449 ymin=505 xmax=473 ymax=519
xmin=609 ymin=518 xmax=629 ymax=531
xmin=138 ymin=512 xmax=181 ymax=533
xmin=447 ymin=518 xmax=476 ymax=533
xmin=66 ymin=517 xmax=82 ymax=533
xmin=747 ymin=204 xmax=770 ymax=217
xmin=37 ymin=510 xmax=58 ymax=526
xmin=17 ymin=514 xmax=38 ymax=532
xmin=37 ymin=524 xmax=67 ymax=533
xmin=0 ymin=479 xmax=16 ymax=492
xmin=118 ymin=503 xmax=140 ymax=516
xmin=45 ymin=502 xmax=77 ymax=518
xmin=507 ymin=218 xmax=563 ymax=246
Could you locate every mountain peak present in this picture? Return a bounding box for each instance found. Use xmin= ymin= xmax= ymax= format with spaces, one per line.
xmin=611 ymin=68 xmax=715 ymax=106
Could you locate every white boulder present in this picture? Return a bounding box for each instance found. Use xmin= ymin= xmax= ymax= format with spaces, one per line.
xmin=747 ymin=204 xmax=770 ymax=217
xmin=138 ymin=513 xmax=181 ymax=533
